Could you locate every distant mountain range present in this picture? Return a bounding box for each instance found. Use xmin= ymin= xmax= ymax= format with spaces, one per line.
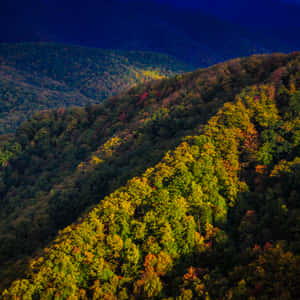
xmin=0 ymin=43 xmax=190 ymax=134
xmin=1 ymin=0 xmax=299 ymax=67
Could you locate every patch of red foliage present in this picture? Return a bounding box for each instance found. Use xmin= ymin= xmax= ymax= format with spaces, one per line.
xmin=137 ymin=92 xmax=148 ymax=105
xmin=120 ymin=112 xmax=126 ymax=121
xmin=264 ymin=241 xmax=272 ymax=251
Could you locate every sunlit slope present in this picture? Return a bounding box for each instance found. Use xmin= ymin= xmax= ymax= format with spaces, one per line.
xmin=0 ymin=53 xmax=299 ymax=298
xmin=3 ymin=52 xmax=300 ymax=299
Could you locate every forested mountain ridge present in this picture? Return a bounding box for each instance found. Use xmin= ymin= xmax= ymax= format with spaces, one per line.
xmin=0 ymin=43 xmax=190 ymax=134
xmin=0 ymin=52 xmax=300 ymax=298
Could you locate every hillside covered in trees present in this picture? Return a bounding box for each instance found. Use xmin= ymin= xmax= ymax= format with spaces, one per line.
xmin=0 ymin=43 xmax=190 ymax=134
xmin=0 ymin=52 xmax=300 ymax=298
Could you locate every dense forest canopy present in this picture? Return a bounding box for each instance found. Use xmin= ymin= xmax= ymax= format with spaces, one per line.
xmin=0 ymin=43 xmax=190 ymax=134
xmin=0 ymin=52 xmax=300 ymax=298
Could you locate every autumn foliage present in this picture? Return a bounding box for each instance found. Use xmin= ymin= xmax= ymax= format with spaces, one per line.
xmin=0 ymin=52 xmax=300 ymax=299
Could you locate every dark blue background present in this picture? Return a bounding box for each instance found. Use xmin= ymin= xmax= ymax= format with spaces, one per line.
xmin=1 ymin=0 xmax=299 ymax=66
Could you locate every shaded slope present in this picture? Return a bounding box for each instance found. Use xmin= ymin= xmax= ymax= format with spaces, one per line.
xmin=0 ymin=0 xmax=296 ymax=67
xmin=2 ymin=52 xmax=300 ymax=299
xmin=0 ymin=43 xmax=190 ymax=133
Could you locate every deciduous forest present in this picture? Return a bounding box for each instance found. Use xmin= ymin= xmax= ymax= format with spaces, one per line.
xmin=0 ymin=43 xmax=190 ymax=134
xmin=0 ymin=52 xmax=299 ymax=298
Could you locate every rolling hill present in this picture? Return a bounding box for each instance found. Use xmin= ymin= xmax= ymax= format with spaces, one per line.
xmin=1 ymin=0 xmax=298 ymax=67
xmin=0 ymin=43 xmax=190 ymax=134
xmin=0 ymin=52 xmax=300 ymax=298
